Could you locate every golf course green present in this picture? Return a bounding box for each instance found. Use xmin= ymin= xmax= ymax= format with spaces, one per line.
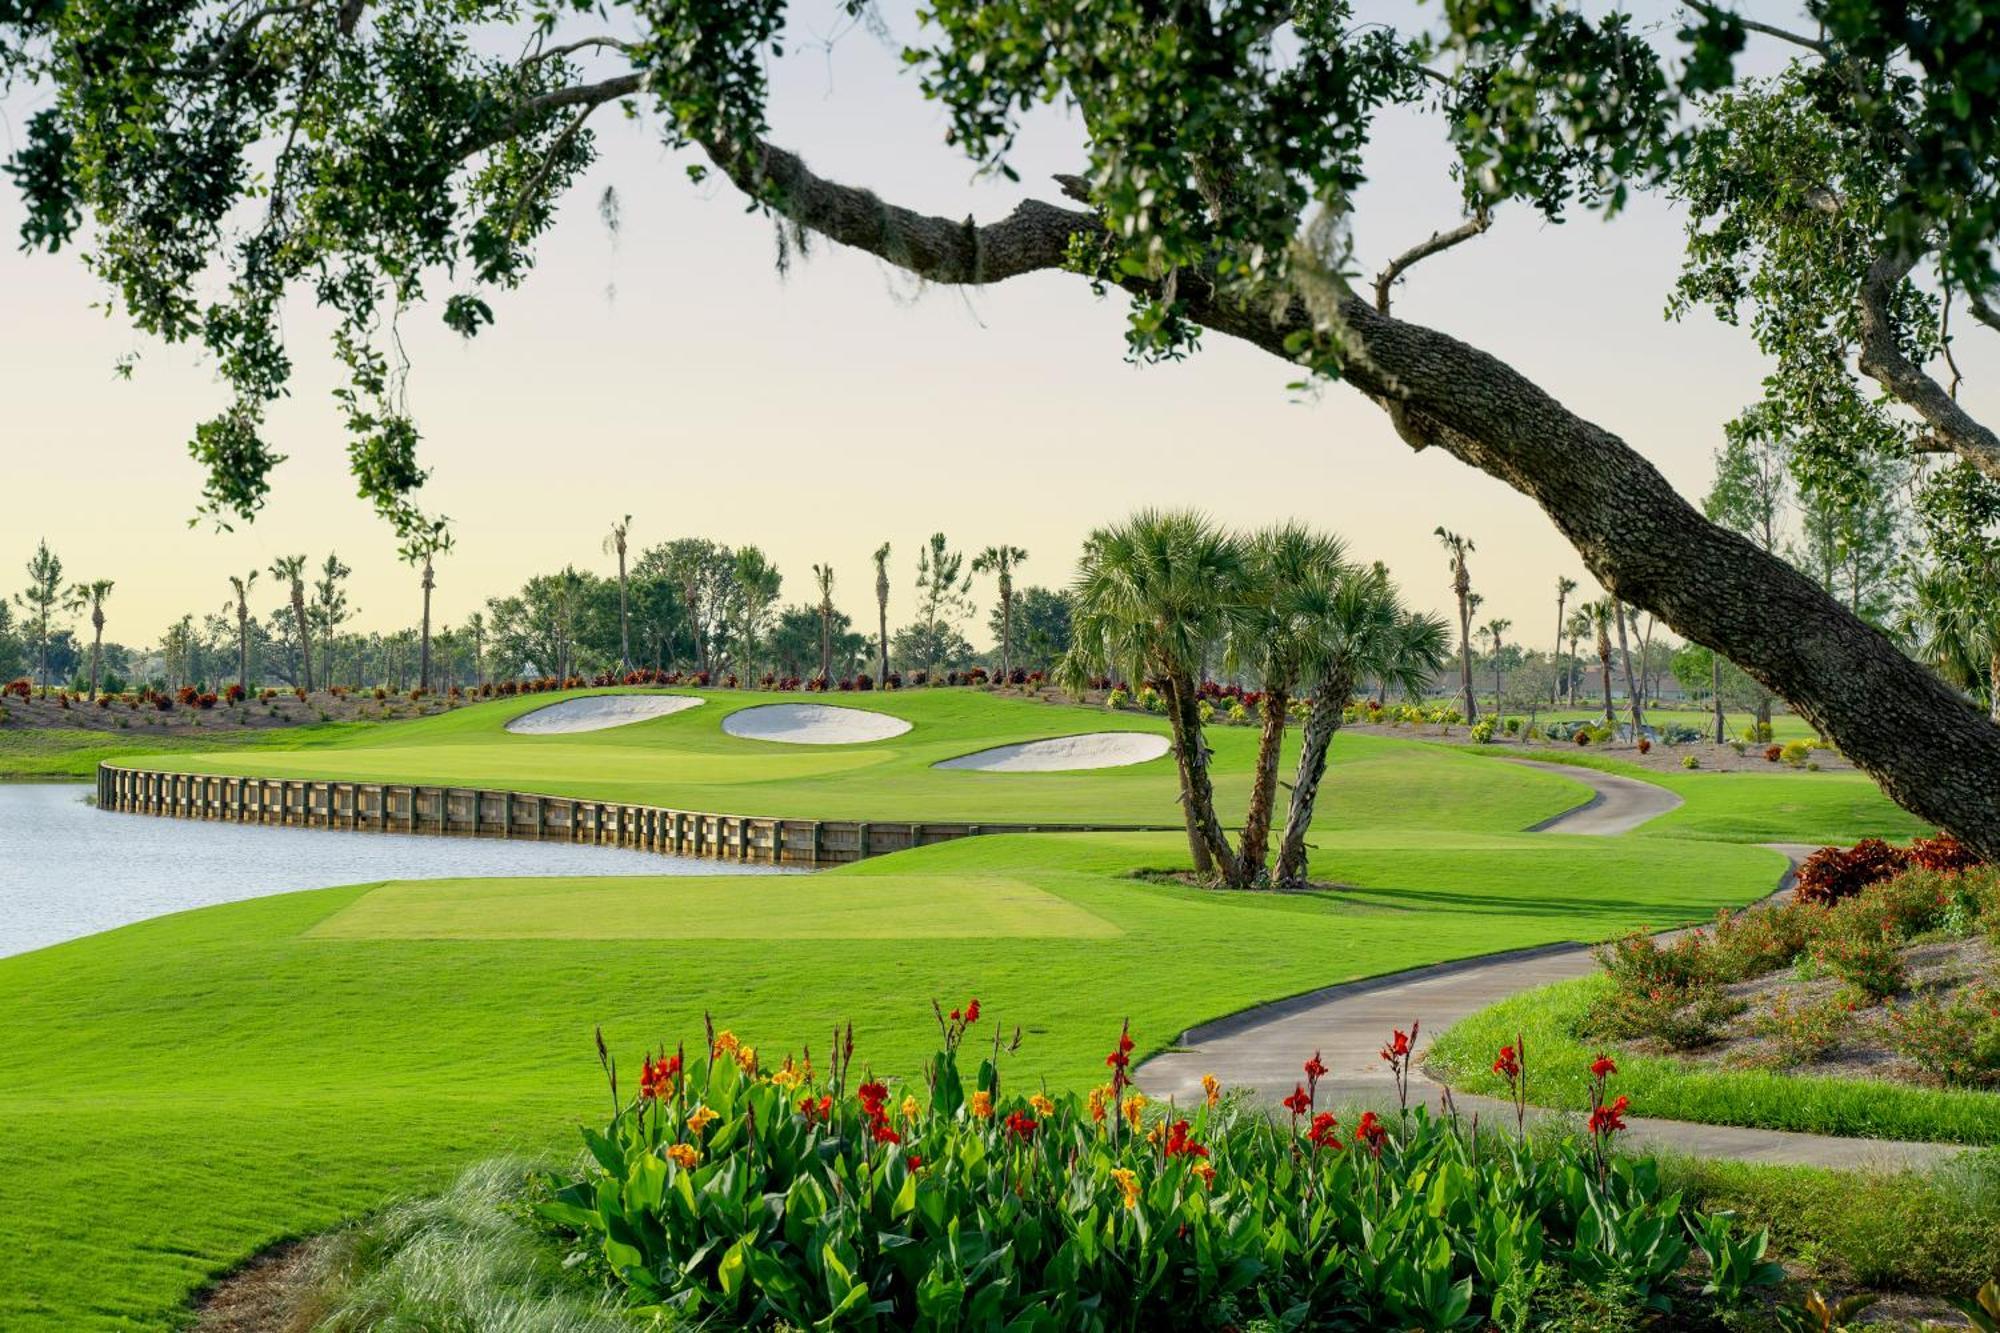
xmin=0 ymin=689 xmax=1929 ymax=1327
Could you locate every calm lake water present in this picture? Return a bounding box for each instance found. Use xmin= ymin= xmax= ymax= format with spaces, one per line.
xmin=0 ymin=784 xmax=795 ymax=958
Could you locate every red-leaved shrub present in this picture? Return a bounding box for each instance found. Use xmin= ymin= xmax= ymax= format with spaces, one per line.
xmin=1793 ymin=838 xmax=1911 ymax=905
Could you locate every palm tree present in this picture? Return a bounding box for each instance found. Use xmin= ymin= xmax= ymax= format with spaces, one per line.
xmin=1551 ymin=576 xmax=1578 ymax=707
xmin=464 ymin=610 xmax=486 ymax=690
xmin=225 ymin=571 xmax=259 ymax=691
xmin=1233 ymin=523 xmax=1348 ymax=882
xmin=1481 ymin=617 xmax=1512 ymax=716
xmin=406 ymin=519 xmax=449 ymax=693
xmin=1061 ymin=510 xmax=1249 ymax=882
xmin=1614 ymin=601 xmax=1644 ymax=736
xmin=972 ymin=544 xmax=1030 ymax=684
xmin=1274 ymin=567 xmax=1450 ymax=886
xmin=812 ymin=563 xmax=836 ymax=683
xmin=1590 ymin=599 xmax=1616 ymax=722
xmin=1434 ymin=527 xmax=1477 ymax=723
xmin=269 ymin=554 xmax=313 ymax=693
xmin=1905 ymin=565 xmax=2000 ymax=722
xmin=1563 ymin=605 xmax=1591 ymax=708
xmin=64 ymin=579 xmax=114 ymax=698
xmin=872 ymin=542 xmax=892 ymax=684
xmin=604 ymin=514 xmax=633 ymax=673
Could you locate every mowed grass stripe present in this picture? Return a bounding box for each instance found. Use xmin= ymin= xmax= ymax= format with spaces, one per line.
xmin=306 ymin=874 xmax=1124 ymax=940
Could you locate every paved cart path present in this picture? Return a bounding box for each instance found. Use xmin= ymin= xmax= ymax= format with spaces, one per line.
xmin=1136 ymin=760 xmax=1967 ymax=1171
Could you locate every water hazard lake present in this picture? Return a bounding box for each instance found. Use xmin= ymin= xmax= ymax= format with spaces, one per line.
xmin=0 ymin=783 xmax=794 ymax=958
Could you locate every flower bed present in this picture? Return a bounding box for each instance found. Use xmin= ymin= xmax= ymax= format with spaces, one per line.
xmin=540 ymin=1007 xmax=1782 ymax=1329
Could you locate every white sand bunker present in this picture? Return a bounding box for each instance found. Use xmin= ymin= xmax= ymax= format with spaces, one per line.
xmin=505 ymin=694 xmax=704 ymax=735
xmin=721 ymin=703 xmax=912 ymax=745
xmin=935 ymin=732 xmax=1171 ymax=772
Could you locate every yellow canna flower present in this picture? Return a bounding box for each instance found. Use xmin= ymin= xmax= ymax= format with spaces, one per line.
xmin=769 ymin=1060 xmax=803 ymax=1091
xmin=1029 ymin=1093 xmax=1056 ymax=1117
xmin=901 ymin=1094 xmax=921 ymax=1122
xmin=1087 ymin=1085 xmax=1112 ymax=1124
xmin=1110 ymin=1167 xmax=1141 ymax=1210
xmin=686 ymin=1105 xmax=719 ymax=1135
xmin=1201 ymin=1074 xmax=1220 ymax=1108
xmin=735 ymin=1045 xmax=758 ymax=1075
xmin=711 ymin=1030 xmax=739 ymax=1057
xmin=1122 ymin=1092 xmax=1147 ymax=1129
xmin=970 ymin=1090 xmax=994 ymax=1119
xmin=667 ymin=1143 xmax=699 ymax=1170
xmin=1191 ymin=1162 xmax=1216 ymax=1189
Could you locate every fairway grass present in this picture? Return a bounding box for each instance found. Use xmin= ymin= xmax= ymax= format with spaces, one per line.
xmin=0 ymin=689 xmax=1932 ymax=1327
xmin=305 ymin=872 xmax=1125 ymax=940
xmin=0 ymin=827 xmax=1791 ymax=1329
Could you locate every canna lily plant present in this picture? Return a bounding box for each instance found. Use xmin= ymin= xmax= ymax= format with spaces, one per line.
xmin=541 ymin=1007 xmax=1771 ymax=1330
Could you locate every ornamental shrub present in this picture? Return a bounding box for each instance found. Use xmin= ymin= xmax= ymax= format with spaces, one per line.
xmin=544 ymin=1013 xmax=1754 ymax=1330
xmin=1682 ymin=755 xmax=1700 ymax=769
xmin=1105 ymin=687 xmax=1128 ymax=710
xmin=1762 ymin=744 xmax=1783 ymax=763
xmin=1793 ymin=839 xmax=1910 ymax=906
xmin=1636 ymin=737 xmax=1651 ymax=755
xmin=1574 ymin=728 xmax=1592 ymax=746
xmin=1470 ymin=716 xmax=1497 ymax=744
xmin=1779 ymin=740 xmax=1812 ymax=767
xmin=1886 ymin=983 xmax=2000 ymax=1087
xmin=1809 ymin=929 xmax=1906 ymax=1003
xmin=1226 ymin=700 xmax=1249 ymax=724
xmin=1752 ymin=991 xmax=1845 ymax=1067
xmin=1196 ymin=699 xmax=1215 ymax=724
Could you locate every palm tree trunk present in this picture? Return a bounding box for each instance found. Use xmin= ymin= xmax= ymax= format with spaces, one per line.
xmin=90 ymin=612 xmax=104 ymax=699
xmin=1456 ymin=596 xmax=1477 ymax=723
xmin=1599 ymin=646 xmax=1614 ymax=722
xmin=238 ymin=612 xmax=249 ymax=691
xmin=617 ymin=552 xmax=631 ymax=673
xmin=877 ymin=592 xmax=889 ymax=683
xmin=1000 ymin=587 xmax=1013 ymax=682
xmin=293 ymin=590 xmax=314 ymax=694
xmin=1711 ymin=654 xmax=1725 ymax=743
xmin=1615 ymin=604 xmax=1643 ymax=735
xmin=1238 ymin=681 xmax=1289 ymax=880
xmin=419 ymin=563 xmax=434 ymax=692
xmin=1165 ymin=670 xmax=1236 ymax=881
xmin=1550 ymin=603 xmax=1564 ymax=707
xmin=1275 ymin=672 xmax=1353 ymax=887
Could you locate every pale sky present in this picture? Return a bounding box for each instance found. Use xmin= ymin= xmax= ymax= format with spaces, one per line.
xmin=3 ymin=3 xmax=1988 ymax=651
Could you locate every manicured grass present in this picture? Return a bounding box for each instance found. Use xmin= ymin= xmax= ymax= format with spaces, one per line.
xmin=304 ymin=872 xmax=1125 ymax=940
xmin=0 ymin=825 xmax=1789 ymax=1329
xmin=127 ymin=688 xmax=1593 ymax=831
xmin=0 ymin=715 xmax=380 ymax=779
xmin=1440 ymin=742 xmax=1932 ymax=844
xmin=1426 ymin=973 xmax=2000 ymax=1146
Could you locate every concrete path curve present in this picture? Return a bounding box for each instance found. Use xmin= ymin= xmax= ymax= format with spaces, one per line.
xmin=1136 ymin=761 xmax=1967 ymax=1170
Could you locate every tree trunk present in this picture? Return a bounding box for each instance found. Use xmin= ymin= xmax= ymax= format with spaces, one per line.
xmin=1712 ymin=654 xmax=1725 ymax=744
xmin=238 ymin=612 xmax=250 ymax=692
xmin=419 ymin=561 xmax=434 ymax=692
xmin=1550 ymin=598 xmax=1565 ymax=708
xmin=292 ymin=589 xmax=313 ymax=694
xmin=1615 ymin=605 xmax=1643 ymax=736
xmin=1238 ymin=680 xmax=1289 ymax=880
xmin=877 ymin=593 xmax=889 ymax=683
xmin=1455 ymin=593 xmax=1477 ymax=723
xmin=1000 ymin=586 xmax=1013 ymax=683
xmin=90 ymin=612 xmax=104 ymax=699
xmin=617 ymin=552 xmax=631 ymax=673
xmin=1598 ymin=645 xmax=1614 ymax=722
xmin=1164 ymin=669 xmax=1236 ymax=881
xmin=1275 ymin=672 xmax=1353 ymax=887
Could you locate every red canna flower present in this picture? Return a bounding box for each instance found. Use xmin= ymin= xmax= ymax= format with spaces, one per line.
xmin=1303 ymin=1051 xmax=1328 ymax=1081
xmin=799 ymin=1093 xmax=833 ymax=1124
xmin=1492 ymin=1045 xmax=1521 ymax=1080
xmin=640 ymin=1052 xmax=683 ymax=1100
xmin=1162 ymin=1119 xmax=1209 ymax=1158
xmin=1354 ymin=1110 xmax=1388 ymax=1155
xmin=1379 ymin=1029 xmax=1412 ymax=1062
xmin=1306 ymin=1112 xmax=1341 ymax=1148
xmin=1590 ymin=1055 xmax=1617 ymax=1079
xmin=872 ymin=1120 xmax=903 ymax=1144
xmin=906 ymin=1152 xmax=923 ymax=1169
xmin=1587 ymin=1094 xmax=1630 ymax=1137
xmin=965 ymin=998 xmax=981 ymax=1024
xmin=857 ymin=1080 xmax=890 ymax=1117
xmin=1004 ymin=1109 xmax=1038 ymax=1141
xmin=1281 ymin=1083 xmax=1312 ymax=1117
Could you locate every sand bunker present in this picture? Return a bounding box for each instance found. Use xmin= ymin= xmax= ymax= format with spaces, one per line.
xmin=721 ymin=703 xmax=912 ymax=745
xmin=505 ymin=693 xmax=704 ymax=735
xmin=934 ymin=732 xmax=1170 ymax=772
